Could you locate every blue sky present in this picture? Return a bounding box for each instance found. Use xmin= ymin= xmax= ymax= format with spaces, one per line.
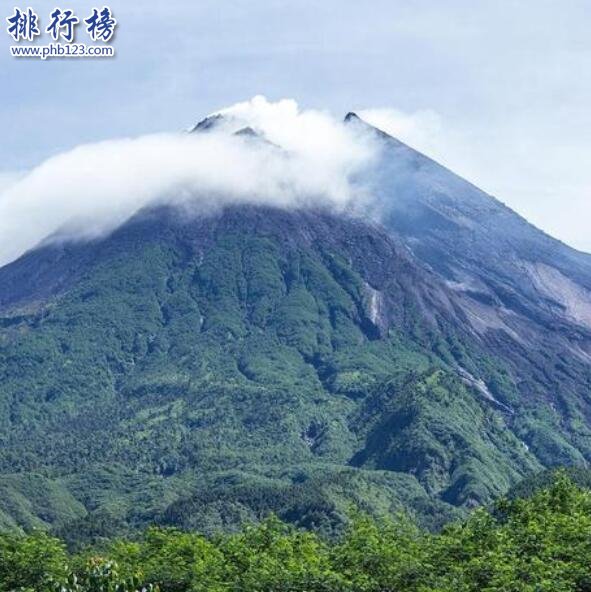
xmin=1 ymin=0 xmax=590 ymax=250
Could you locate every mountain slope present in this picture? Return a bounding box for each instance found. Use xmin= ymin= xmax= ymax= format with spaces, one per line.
xmin=0 ymin=204 xmax=536 ymax=537
xmin=0 ymin=116 xmax=589 ymax=539
xmin=347 ymin=113 xmax=591 ymax=463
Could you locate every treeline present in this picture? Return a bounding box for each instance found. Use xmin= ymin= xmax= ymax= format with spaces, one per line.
xmin=1 ymin=474 xmax=591 ymax=591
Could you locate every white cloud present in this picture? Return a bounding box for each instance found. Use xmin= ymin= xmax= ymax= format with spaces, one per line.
xmin=2 ymin=96 xmax=588 ymax=268
xmin=0 ymin=96 xmax=376 ymax=267
xmin=0 ymin=171 xmax=25 ymax=195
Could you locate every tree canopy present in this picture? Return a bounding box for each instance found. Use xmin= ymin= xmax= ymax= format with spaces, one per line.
xmin=1 ymin=474 xmax=590 ymax=591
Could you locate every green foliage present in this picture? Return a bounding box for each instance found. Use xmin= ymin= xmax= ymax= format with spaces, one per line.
xmin=0 ymin=530 xmax=69 ymax=591
xmin=55 ymin=559 xmax=159 ymax=592
xmin=0 ymin=221 xmax=574 ymax=539
xmin=506 ymin=466 xmax=591 ymax=500
xmin=350 ymin=369 xmax=538 ymax=505
xmin=0 ymin=474 xmax=86 ymax=532
xmin=2 ymin=476 xmax=591 ymax=591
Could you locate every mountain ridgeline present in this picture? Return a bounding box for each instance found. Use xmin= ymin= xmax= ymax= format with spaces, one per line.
xmin=0 ymin=114 xmax=590 ymax=540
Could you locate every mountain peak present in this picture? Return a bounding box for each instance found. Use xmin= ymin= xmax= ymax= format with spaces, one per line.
xmin=189 ymin=114 xmax=269 ymax=143
xmin=188 ymin=113 xmax=227 ymax=133
xmin=344 ymin=111 xmax=361 ymax=123
xmin=234 ymin=126 xmax=258 ymax=138
xmin=2 ymin=104 xmax=591 ymax=537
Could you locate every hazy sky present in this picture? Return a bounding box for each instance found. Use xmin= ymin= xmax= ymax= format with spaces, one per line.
xmin=1 ymin=0 xmax=590 ymax=251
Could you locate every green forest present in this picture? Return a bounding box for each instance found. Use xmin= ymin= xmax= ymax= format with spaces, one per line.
xmin=1 ymin=216 xmax=579 ymax=536
xmin=2 ymin=473 xmax=591 ymax=592
xmin=2 ymin=209 xmax=591 ymax=591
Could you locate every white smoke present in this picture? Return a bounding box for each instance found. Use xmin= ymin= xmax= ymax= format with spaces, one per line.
xmin=0 ymin=96 xmax=376 ymax=267
xmin=0 ymin=171 xmax=25 ymax=195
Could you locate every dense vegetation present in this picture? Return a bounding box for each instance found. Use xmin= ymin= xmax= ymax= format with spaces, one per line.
xmin=0 ymin=208 xmax=548 ymax=537
xmin=1 ymin=120 xmax=591 ymax=588
xmin=3 ymin=113 xmax=591 ymax=542
xmin=1 ymin=474 xmax=590 ymax=591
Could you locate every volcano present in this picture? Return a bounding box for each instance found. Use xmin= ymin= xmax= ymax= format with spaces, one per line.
xmin=0 ymin=113 xmax=590 ymax=540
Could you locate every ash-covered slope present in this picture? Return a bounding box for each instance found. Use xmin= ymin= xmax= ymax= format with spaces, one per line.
xmin=347 ymin=112 xmax=591 ymax=464
xmin=0 ymin=113 xmax=589 ymax=540
xmin=347 ymin=112 xmax=591 ymax=337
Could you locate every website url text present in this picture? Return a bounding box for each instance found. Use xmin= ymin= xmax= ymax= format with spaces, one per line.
xmin=10 ymin=43 xmax=115 ymax=59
